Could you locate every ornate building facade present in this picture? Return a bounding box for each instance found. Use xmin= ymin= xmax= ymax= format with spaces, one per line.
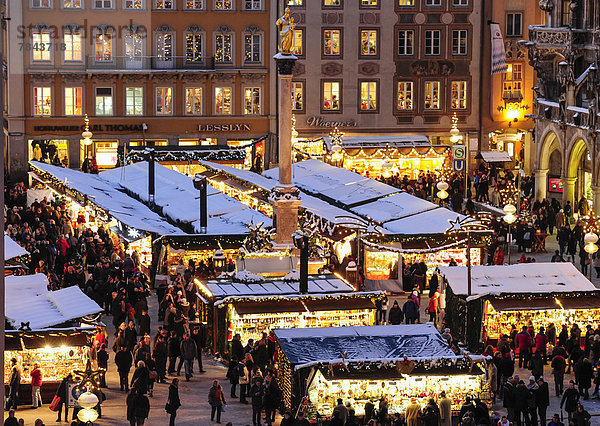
xmin=527 ymin=0 xmax=600 ymax=210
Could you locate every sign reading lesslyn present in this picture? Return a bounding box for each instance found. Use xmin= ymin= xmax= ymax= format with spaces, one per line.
xmin=33 ymin=124 xmax=144 ymax=132
xmin=198 ymin=124 xmax=251 ymax=132
xmin=306 ymin=116 xmax=357 ymax=128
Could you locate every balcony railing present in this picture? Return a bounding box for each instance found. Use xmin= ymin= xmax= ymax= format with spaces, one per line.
xmin=535 ymin=99 xmax=599 ymax=129
xmin=529 ymin=25 xmax=571 ymax=49
xmin=85 ymin=55 xmax=216 ymax=71
xmin=503 ymin=90 xmax=523 ymax=102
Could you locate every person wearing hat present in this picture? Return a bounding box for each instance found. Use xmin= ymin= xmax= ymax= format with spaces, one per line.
xmin=547 ymin=413 xmax=564 ymax=426
xmin=536 ymin=377 xmax=550 ymax=426
xmin=405 ymin=398 xmax=422 ymax=426
xmin=438 ymin=391 xmax=452 ymax=426
xmin=560 ymin=381 xmax=580 ymax=422
xmin=292 ymin=411 xmax=310 ymax=426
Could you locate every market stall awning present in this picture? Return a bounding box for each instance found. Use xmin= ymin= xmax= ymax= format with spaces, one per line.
xmin=21 ymin=330 xmax=91 ymax=349
xmin=303 ymin=297 xmax=375 ymax=312
xmin=475 ymin=151 xmax=513 ymax=163
xmin=438 ymin=263 xmax=597 ymax=298
xmin=233 ymin=300 xmax=306 ymax=315
xmin=5 ymin=333 xmax=23 ymax=351
xmin=5 ymin=235 xmax=29 ymax=261
xmin=489 ymin=298 xmax=558 ymax=311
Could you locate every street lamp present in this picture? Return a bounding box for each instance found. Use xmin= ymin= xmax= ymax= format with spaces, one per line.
xmin=81 ymin=114 xmax=93 ymax=160
xmin=329 ymin=127 xmax=344 ymax=167
xmin=584 ymin=233 xmax=599 ymax=281
xmin=436 ymin=181 xmax=449 ymax=205
xmin=503 ymin=204 xmax=517 ymax=265
xmin=213 ymin=249 xmax=226 ymax=272
xmin=381 ymin=158 xmax=393 ymax=179
xmin=76 ymin=391 xmax=99 ymax=424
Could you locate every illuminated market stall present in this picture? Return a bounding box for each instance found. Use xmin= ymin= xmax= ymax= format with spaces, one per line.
xmin=438 ymin=263 xmax=600 ymax=350
xmin=4 ymin=273 xmax=102 ymax=403
xmin=5 ymin=235 xmax=30 ymax=275
xmin=274 ymin=325 xmax=487 ymax=421
xmin=196 ymin=273 xmax=382 ymax=354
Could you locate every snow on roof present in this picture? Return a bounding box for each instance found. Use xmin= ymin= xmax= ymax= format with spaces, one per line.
xmin=101 ymin=162 xmax=271 ymax=234
xmin=275 ymin=324 xmax=458 ymax=367
xmin=207 ymin=274 xmax=354 ymax=299
xmin=350 ymin=192 xmax=439 ymax=224
xmin=199 ymin=161 xmax=276 ymax=192
xmin=322 ymin=135 xmax=431 ymax=149
xmin=383 ymin=207 xmax=464 ymax=235
xmin=6 ymin=275 xmax=103 ymax=329
xmin=438 ymin=262 xmax=597 ymax=298
xmin=475 ymin=151 xmax=513 ymax=163
xmin=5 ymin=235 xmax=29 ymax=261
xmin=30 ymin=161 xmax=182 ymax=236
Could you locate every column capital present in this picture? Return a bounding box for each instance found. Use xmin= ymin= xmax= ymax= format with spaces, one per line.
xmin=274 ymin=53 xmax=298 ymax=75
xmin=534 ymin=169 xmax=549 ymax=176
xmin=561 ymin=177 xmax=577 ymax=184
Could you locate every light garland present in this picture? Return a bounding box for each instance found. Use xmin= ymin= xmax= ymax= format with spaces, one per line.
xmin=361 ymin=238 xmax=468 ymax=254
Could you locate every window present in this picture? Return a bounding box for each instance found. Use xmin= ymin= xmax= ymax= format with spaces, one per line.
xmin=186 ymin=33 xmax=203 ymax=63
xmin=453 ymin=0 xmax=468 ymax=5
xmin=323 ymin=0 xmax=340 ymax=6
xmin=398 ymin=30 xmax=414 ymax=55
xmin=452 ymin=30 xmax=468 ymax=55
xmin=95 ymin=27 xmax=113 ymax=61
xmin=503 ymin=63 xmax=523 ymax=100
xmin=292 ymin=81 xmax=304 ymax=111
xmin=33 ymin=87 xmax=52 ymax=116
xmin=244 ymin=87 xmax=261 ymax=115
xmin=94 ymin=0 xmax=112 ymax=8
xmin=360 ymin=81 xmax=377 ymax=111
xmin=215 ymin=0 xmax=232 ymax=9
xmin=64 ymin=0 xmax=82 ymax=8
xmin=361 ymin=0 xmax=377 ymax=6
xmin=291 ymin=29 xmax=304 ymax=56
xmin=561 ymin=1 xmax=571 ymax=26
xmin=64 ymin=31 xmax=82 ymax=61
xmin=288 ymin=0 xmax=302 ymax=5
xmin=215 ymin=33 xmax=232 ymax=63
xmin=425 ymin=0 xmax=441 ymax=5
xmin=451 ymin=81 xmax=467 ymax=109
xmin=244 ymin=34 xmax=261 ymax=63
xmin=124 ymin=30 xmax=144 ymax=67
xmin=125 ymin=0 xmax=144 ymax=9
xmin=156 ymin=33 xmax=173 ymax=64
xmin=323 ymin=29 xmax=341 ymax=56
xmin=32 ymin=31 xmax=51 ymax=61
xmin=185 ymin=0 xmax=204 ymax=8
xmin=398 ymin=0 xmax=414 ymax=5
xmin=397 ymin=81 xmax=413 ymax=110
xmin=425 ymin=30 xmax=440 ymax=55
xmin=215 ymin=87 xmax=232 ymax=115
xmin=506 ymin=13 xmax=523 ymax=36
xmin=155 ymin=0 xmax=173 ymax=9
xmin=32 ymin=0 xmax=51 ymax=7
xmin=424 ymin=81 xmax=440 ymax=110
xmin=185 ymin=88 xmax=203 ymax=115
xmin=126 ymin=87 xmax=144 ymax=115
xmin=95 ymin=87 xmax=113 ymax=115
xmin=156 ymin=87 xmax=173 ymax=115
xmin=322 ymin=81 xmax=340 ymax=111
xmin=244 ymin=0 xmax=261 ymax=10
xmin=64 ymin=87 xmax=82 ymax=116
xmin=360 ymin=30 xmax=377 ymax=56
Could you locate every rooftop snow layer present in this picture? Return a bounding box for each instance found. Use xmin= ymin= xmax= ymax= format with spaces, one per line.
xmin=5 ymin=235 xmax=29 ymax=261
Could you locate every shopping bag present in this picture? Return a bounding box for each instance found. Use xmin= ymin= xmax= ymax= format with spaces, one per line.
xmin=49 ymin=395 xmax=61 ymax=411
xmin=222 ymin=403 xmax=227 ymax=412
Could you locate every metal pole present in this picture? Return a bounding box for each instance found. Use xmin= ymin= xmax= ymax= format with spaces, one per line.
xmin=0 ymin=39 xmax=5 ymax=412
xmin=467 ymin=230 xmax=472 ymax=296
xmin=464 ymin=137 xmax=469 ymax=200
xmin=507 ymin=224 xmax=511 ymax=265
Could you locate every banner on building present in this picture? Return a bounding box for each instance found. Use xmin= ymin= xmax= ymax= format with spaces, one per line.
xmin=490 ymin=23 xmax=508 ymax=75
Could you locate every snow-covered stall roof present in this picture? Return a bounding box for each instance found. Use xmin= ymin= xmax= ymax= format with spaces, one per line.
xmin=5 ymin=235 xmax=29 ymax=261
xmin=438 ymin=263 xmax=597 ymax=298
xmin=6 ymin=275 xmax=103 ymax=329
xmin=207 ymin=274 xmax=354 ymax=299
xmin=29 ymin=161 xmax=182 ymax=236
xmin=274 ymin=324 xmax=458 ymax=368
xmin=101 ymin=162 xmax=271 ymax=235
xmin=383 ymin=207 xmax=465 ymax=235
xmin=475 ymin=151 xmax=512 ymax=163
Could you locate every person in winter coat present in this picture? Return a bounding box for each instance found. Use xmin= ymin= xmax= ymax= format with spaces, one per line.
xmin=115 ymin=347 xmax=133 ymax=392
xmin=54 ymin=373 xmax=72 ymax=422
xmin=388 ymin=301 xmax=404 ymax=325
xmin=421 ymin=398 xmax=440 ymax=426
xmin=292 ymin=411 xmax=310 ymax=426
xmin=153 ymin=335 xmax=168 ymax=383
xmin=552 ymin=352 xmax=567 ymax=396
xmin=547 ymin=413 xmax=565 ymax=426
xmin=6 ymin=358 xmax=20 ymax=411
xmin=487 ymin=360 xmax=498 ymax=403
xmin=280 ymin=411 xmax=295 ymax=426
xmin=138 ymin=308 xmax=151 ymax=338
xmin=577 ymin=358 xmax=594 ymax=399
xmin=130 ymin=361 xmax=149 ymax=394
xmin=30 ymin=363 xmax=43 ymax=408
xmin=530 ymin=351 xmax=544 ymax=381
xmin=535 ymin=328 xmax=549 ymax=364
xmin=264 ymin=374 xmax=281 ymax=426
xmin=208 ymin=379 xmax=226 ymax=424
xmin=503 ymin=376 xmax=516 ymax=422
xmin=127 ymin=387 xmax=150 ymax=426
xmin=427 ymin=290 xmax=440 ymax=327
xmin=231 ymin=334 xmax=245 ymax=365
xmin=402 ymin=296 xmax=419 ymax=324
xmin=560 ymin=381 xmax=580 ymax=422
xmin=179 ymin=334 xmax=197 ymax=382
xmin=516 ymin=326 xmax=533 ymax=369
xmin=377 ymin=397 xmax=389 ymax=426
xmin=165 ymin=378 xmax=180 ymax=426
xmin=536 ymin=377 xmax=550 ymax=426
xmin=572 ymin=403 xmax=591 ymax=426
xmin=329 ymin=411 xmax=344 ymax=426
xmin=250 ymin=376 xmax=265 ymax=426
xmin=191 ymin=326 xmax=206 ymax=374
xmin=167 ymin=331 xmax=180 ymax=374
xmin=438 ymin=391 xmax=452 ymax=426
xmin=226 ymin=357 xmax=240 ymax=398
xmin=404 ymin=398 xmax=422 ymax=426
xmin=238 ymin=356 xmax=251 ymax=404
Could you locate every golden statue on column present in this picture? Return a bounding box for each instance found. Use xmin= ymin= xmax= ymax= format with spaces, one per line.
xmin=276 ymin=7 xmax=296 ymax=55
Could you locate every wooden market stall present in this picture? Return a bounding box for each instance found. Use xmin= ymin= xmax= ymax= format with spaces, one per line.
xmin=195 ymin=273 xmax=383 ymax=354
xmin=4 ymin=235 xmax=30 ymax=276
xmin=274 ymin=324 xmax=487 ymax=422
xmin=438 ymin=263 xmax=600 ymax=351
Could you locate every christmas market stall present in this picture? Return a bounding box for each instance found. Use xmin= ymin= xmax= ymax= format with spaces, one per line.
xmin=196 ymin=272 xmax=383 ymax=354
xmin=4 ymin=273 xmax=102 ymax=403
xmin=438 ymin=263 xmax=600 ymax=350
xmin=274 ymin=324 xmax=487 ymax=422
xmin=5 ymin=234 xmax=30 ymax=275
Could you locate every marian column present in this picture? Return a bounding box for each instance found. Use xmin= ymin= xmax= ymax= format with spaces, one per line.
xmin=270 ymin=8 xmax=301 ymax=248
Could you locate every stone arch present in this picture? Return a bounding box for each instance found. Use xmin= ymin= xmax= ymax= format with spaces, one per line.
xmin=538 ymin=128 xmax=561 ymax=171
xmin=566 ymin=137 xmax=589 ymax=179
xmin=565 ymin=135 xmax=593 ymax=208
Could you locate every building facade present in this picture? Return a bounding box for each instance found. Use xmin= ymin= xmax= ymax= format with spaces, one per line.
xmin=7 ymin=0 xmax=273 ymax=180
xmin=284 ymin=0 xmax=483 ymax=153
xmin=480 ymin=0 xmax=542 ymax=174
xmin=527 ymin=0 xmax=600 ymax=211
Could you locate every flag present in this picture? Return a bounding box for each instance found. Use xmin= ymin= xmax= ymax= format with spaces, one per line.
xmin=490 ymin=23 xmax=508 ymax=75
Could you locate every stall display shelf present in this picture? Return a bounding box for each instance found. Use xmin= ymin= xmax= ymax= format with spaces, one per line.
xmin=4 ymin=346 xmax=87 ymax=384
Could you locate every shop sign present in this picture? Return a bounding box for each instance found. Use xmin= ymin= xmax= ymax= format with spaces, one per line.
xmin=306 ymin=116 xmax=357 ymax=128
xmin=33 ymin=124 xmax=145 ymax=132
xmin=453 ymin=159 xmax=466 ymax=172
xmin=452 ymin=145 xmax=466 ymax=160
xmin=198 ymin=124 xmax=251 ymax=132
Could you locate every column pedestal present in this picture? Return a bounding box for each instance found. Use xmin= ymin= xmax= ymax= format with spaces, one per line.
xmin=534 ymin=169 xmax=548 ymax=201
xmin=592 ymin=185 xmax=600 ymax=215
xmin=562 ymin=177 xmax=577 ymax=211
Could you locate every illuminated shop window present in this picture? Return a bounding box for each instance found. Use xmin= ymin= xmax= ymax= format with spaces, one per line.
xmin=64 ymin=87 xmax=82 ymax=116
xmin=293 ymin=29 xmax=303 ymax=56
xmin=323 ymin=29 xmax=341 ymax=56
xmin=156 ymin=87 xmax=173 ymax=115
xmin=94 ymin=27 xmax=113 ymax=61
xmin=64 ymin=30 xmax=82 ymax=61
xmin=215 ymin=0 xmax=232 ymax=10
xmin=424 ymin=81 xmax=440 ymax=110
xmin=126 ymin=87 xmax=144 ymax=116
xmin=322 ymin=81 xmax=340 ymax=111
xmin=292 ymin=82 xmax=304 ymax=111
xmin=360 ymin=30 xmax=377 ymax=56
xmin=185 ymin=88 xmax=203 ymax=115
xmin=186 ymin=33 xmax=203 ymax=63
xmin=244 ymin=87 xmax=261 ymax=115
xmin=397 ymin=81 xmax=413 ymax=110
xmin=244 ymin=34 xmax=261 ymax=63
xmin=215 ymin=87 xmax=232 ymax=115
xmin=95 ymin=87 xmax=113 ymax=116
xmin=360 ymin=81 xmax=377 ymax=111
xmin=33 ymin=87 xmax=52 ymax=116
xmin=451 ymin=81 xmax=467 ymax=109
xmin=32 ymin=31 xmax=51 ymax=62
xmin=215 ymin=33 xmax=232 ymax=63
